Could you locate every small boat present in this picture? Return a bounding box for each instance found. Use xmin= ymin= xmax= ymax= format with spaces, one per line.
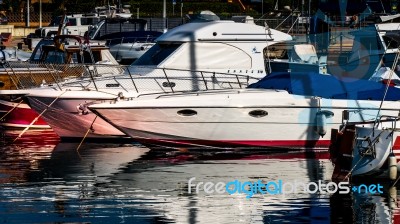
xmin=266 ymin=43 xmax=328 ymax=75
xmin=330 ymin=111 xmax=400 ymax=181
xmin=327 ymin=23 xmax=400 ymax=80
xmin=0 ymin=91 xmax=50 ymax=129
xmin=0 ymin=35 xmax=121 ymax=129
xmin=87 ymin=18 xmax=163 ymax=65
xmin=268 ymin=23 xmax=400 ymax=80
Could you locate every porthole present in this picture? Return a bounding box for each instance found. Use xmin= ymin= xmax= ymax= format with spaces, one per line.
xmin=177 ymin=109 xmax=197 ymax=117
xmin=249 ymin=109 xmax=268 ymax=118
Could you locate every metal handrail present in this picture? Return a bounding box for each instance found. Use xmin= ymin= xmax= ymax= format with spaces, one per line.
xmin=3 ymin=62 xmax=260 ymax=95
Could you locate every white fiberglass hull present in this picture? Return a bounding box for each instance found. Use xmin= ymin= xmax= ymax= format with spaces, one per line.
xmin=26 ymin=91 xmax=127 ymax=140
xmin=24 ymin=70 xmax=258 ymax=140
xmin=90 ymin=89 xmax=400 ymax=150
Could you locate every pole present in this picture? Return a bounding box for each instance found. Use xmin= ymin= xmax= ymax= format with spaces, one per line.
xmin=181 ymin=0 xmax=183 ymax=18
xmin=137 ymin=7 xmax=139 ymax=19
xmin=26 ymin=0 xmax=30 ymax=27
xmin=163 ymin=0 xmax=167 ymax=33
xmin=39 ymin=0 xmax=42 ymax=28
xmin=262 ymin=0 xmax=263 ymax=16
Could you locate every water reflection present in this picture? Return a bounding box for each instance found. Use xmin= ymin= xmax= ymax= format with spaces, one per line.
xmin=0 ymin=130 xmax=399 ymax=223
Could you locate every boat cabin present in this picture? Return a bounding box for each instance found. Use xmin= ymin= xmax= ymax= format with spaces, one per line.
xmin=0 ymin=35 xmax=118 ymax=90
xmin=30 ymin=35 xmax=116 ymax=64
xmin=130 ymin=20 xmax=292 ymax=78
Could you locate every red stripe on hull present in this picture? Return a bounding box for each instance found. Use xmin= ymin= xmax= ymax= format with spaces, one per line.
xmin=136 ymin=138 xmax=332 ymax=150
xmin=0 ymin=102 xmax=49 ymax=128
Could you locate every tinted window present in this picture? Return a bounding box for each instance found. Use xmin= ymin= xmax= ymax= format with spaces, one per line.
xmin=49 ymin=17 xmax=61 ymax=26
xmin=98 ymin=21 xmax=146 ymax=37
xmin=76 ymin=51 xmax=102 ymax=63
xmin=68 ymin=18 xmax=77 ymax=26
xmin=45 ymin=51 xmax=66 ymax=64
xmin=132 ymin=43 xmax=182 ymax=66
xmin=383 ymin=36 xmax=400 ymax=49
xmin=81 ymin=17 xmax=100 ymax=25
xmin=359 ymin=36 xmax=382 ymax=51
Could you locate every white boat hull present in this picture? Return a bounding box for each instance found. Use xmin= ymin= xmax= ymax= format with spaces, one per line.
xmin=27 ymin=92 xmax=126 ymax=139
xmin=25 ymin=71 xmax=259 ymax=139
xmin=352 ymin=126 xmax=393 ymax=176
xmin=90 ymin=89 xmax=400 ymax=150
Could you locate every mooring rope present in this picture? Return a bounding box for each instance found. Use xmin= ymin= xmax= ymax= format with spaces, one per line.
xmin=76 ymin=115 xmax=98 ymax=152
xmin=0 ymin=99 xmax=24 ymax=121
xmin=342 ymin=130 xmax=387 ymax=181
xmin=12 ymin=91 xmax=67 ymax=143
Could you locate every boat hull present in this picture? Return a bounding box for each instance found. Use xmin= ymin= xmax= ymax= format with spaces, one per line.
xmin=91 ymin=90 xmax=400 ymax=150
xmin=352 ymin=126 xmax=393 ymax=176
xmin=26 ymin=95 xmax=126 ymax=139
xmin=0 ymin=99 xmax=50 ymax=129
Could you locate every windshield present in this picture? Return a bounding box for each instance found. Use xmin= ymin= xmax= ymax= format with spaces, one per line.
xmin=44 ymin=51 xmax=66 ymax=64
xmin=81 ymin=17 xmax=101 ymax=26
xmin=88 ymin=20 xmax=104 ymax=39
xmin=383 ymin=36 xmax=400 ymax=49
xmin=30 ymin=39 xmax=54 ymax=62
xmin=132 ymin=43 xmax=182 ymax=66
xmin=48 ymin=16 xmax=62 ymax=26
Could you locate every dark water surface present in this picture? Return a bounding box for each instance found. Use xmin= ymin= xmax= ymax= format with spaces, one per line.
xmin=0 ymin=130 xmax=399 ymax=223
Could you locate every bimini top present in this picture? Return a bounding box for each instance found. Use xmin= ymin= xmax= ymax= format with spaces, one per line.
xmin=248 ymin=72 xmax=400 ymax=101
xmin=156 ymin=20 xmax=292 ymax=42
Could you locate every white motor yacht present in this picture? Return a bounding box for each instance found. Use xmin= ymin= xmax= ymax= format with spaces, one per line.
xmin=25 ymin=19 xmax=292 ymax=140
xmin=88 ymin=72 xmax=400 ymax=150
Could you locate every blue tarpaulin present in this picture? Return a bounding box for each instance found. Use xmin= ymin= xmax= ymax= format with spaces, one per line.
xmin=248 ymin=72 xmax=400 ymax=101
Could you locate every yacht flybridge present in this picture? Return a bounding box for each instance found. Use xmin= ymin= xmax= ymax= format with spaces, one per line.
xmin=129 ymin=19 xmax=293 ymax=78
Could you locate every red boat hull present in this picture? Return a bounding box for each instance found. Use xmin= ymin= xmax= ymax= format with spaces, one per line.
xmin=0 ymin=100 xmax=50 ymax=129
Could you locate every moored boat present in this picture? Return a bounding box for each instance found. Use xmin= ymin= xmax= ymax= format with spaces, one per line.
xmin=330 ymin=111 xmax=400 ymax=182
xmin=0 ymin=35 xmax=121 ymax=130
xmin=23 ymin=19 xmax=292 ymax=140
xmin=88 ymin=72 xmax=400 ymax=150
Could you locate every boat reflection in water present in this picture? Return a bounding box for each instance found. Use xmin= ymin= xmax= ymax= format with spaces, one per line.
xmin=1 ymin=130 xmax=400 ymax=223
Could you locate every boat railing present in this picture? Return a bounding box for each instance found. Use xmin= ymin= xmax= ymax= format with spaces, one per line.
xmin=341 ymin=109 xmax=400 ymax=132
xmin=105 ymin=35 xmax=158 ymax=46
xmin=64 ymin=66 xmax=260 ymax=94
xmin=3 ymin=61 xmax=126 ymax=90
xmin=3 ymin=62 xmax=260 ymax=94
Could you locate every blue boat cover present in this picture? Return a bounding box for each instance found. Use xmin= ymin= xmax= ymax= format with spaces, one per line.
xmin=248 ymin=72 xmax=400 ymax=101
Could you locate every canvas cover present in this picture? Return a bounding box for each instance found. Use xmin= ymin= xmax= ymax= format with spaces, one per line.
xmin=248 ymin=72 xmax=400 ymax=101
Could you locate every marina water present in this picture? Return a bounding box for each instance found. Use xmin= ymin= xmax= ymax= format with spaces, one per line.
xmin=0 ymin=129 xmax=398 ymax=223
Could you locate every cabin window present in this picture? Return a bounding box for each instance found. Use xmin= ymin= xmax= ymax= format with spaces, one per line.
xmin=67 ymin=18 xmax=77 ymax=26
xmin=358 ymin=36 xmax=382 ymax=51
xmin=44 ymin=51 xmax=66 ymax=64
xmin=98 ymin=20 xmax=146 ymax=38
xmin=383 ymin=36 xmax=400 ymax=49
xmin=81 ymin=17 xmax=101 ymax=26
xmin=132 ymin=43 xmax=182 ymax=66
xmin=73 ymin=51 xmax=102 ymax=64
xmin=264 ymin=44 xmax=288 ymax=59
